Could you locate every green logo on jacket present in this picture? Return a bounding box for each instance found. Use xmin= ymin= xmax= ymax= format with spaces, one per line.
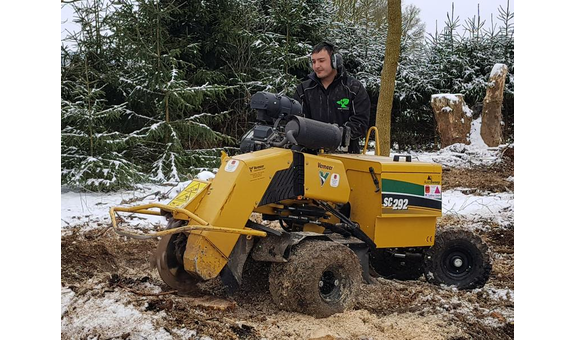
xmin=337 ymin=98 xmax=350 ymax=108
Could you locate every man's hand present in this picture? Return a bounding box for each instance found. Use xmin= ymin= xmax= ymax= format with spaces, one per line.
xmin=341 ymin=124 xmax=351 ymax=148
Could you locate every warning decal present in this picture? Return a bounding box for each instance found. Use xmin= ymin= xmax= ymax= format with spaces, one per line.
xmin=424 ymin=185 xmax=442 ymax=199
xmin=168 ymin=180 xmax=208 ymax=207
xmin=330 ymin=173 xmax=340 ymax=187
xmin=225 ymin=159 xmax=240 ymax=172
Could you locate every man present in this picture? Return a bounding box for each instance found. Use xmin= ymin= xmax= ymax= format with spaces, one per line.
xmin=295 ymin=42 xmax=371 ymax=153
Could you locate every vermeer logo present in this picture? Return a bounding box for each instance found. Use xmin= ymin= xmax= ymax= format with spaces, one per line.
xmin=319 ymin=171 xmax=330 ymax=186
xmin=249 ymin=165 xmax=265 ymax=172
xmin=318 ymin=162 xmax=333 ymax=170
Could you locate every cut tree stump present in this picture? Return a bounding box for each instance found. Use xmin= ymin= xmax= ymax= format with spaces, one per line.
xmin=183 ymin=295 xmax=237 ymax=311
xmin=431 ymin=94 xmax=473 ymax=147
xmin=481 ymin=63 xmax=508 ymax=147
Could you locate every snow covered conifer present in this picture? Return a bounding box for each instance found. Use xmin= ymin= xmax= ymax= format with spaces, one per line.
xmin=107 ymin=0 xmax=235 ymax=182
xmin=61 ymin=0 xmax=145 ymax=191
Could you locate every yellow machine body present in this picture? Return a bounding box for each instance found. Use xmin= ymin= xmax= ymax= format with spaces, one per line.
xmin=115 ymin=145 xmax=442 ymax=282
xmin=326 ymin=154 xmax=442 ymax=248
xmin=108 ymin=112 xmax=494 ymax=312
xmin=301 ymin=153 xmax=350 ymax=203
xmin=171 ymin=148 xmax=294 ymax=280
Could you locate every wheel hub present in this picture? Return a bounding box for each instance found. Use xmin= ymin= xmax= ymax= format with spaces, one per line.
xmin=453 ymin=257 xmax=463 ymax=268
xmin=319 ymin=270 xmax=341 ymax=301
xmin=442 ymin=249 xmax=473 ymax=279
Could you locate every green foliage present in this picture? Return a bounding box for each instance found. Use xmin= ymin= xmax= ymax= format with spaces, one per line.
xmin=61 ymin=0 xmax=146 ymax=191
xmin=60 ymin=76 xmax=147 ymax=191
xmin=61 ymin=148 xmax=147 ymax=192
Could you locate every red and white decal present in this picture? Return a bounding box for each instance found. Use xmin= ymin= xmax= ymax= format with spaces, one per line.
xmin=225 ymin=159 xmax=240 ymax=172
xmin=424 ymin=185 xmax=441 ymax=199
xmin=330 ymin=173 xmax=340 ymax=187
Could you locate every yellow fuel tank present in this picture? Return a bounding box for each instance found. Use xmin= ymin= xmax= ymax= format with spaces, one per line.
xmin=326 ymin=154 xmax=442 ymax=248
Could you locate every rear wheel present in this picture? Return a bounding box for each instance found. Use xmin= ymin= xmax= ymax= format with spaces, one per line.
xmin=424 ymin=229 xmax=491 ymax=289
xmin=269 ymin=240 xmax=362 ymax=318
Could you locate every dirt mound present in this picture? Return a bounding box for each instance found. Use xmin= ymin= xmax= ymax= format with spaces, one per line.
xmin=62 ymin=225 xmax=514 ymax=339
xmin=62 ymin=228 xmax=157 ymax=286
xmin=442 ymin=165 xmax=513 ymax=193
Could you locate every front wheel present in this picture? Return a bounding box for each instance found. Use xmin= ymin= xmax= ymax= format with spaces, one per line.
xmin=269 ymin=240 xmax=362 ymax=318
xmin=424 ymin=229 xmax=491 ymax=289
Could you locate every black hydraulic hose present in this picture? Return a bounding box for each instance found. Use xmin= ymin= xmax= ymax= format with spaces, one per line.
xmin=271 ymin=136 xmax=288 ymax=147
xmin=314 ymin=200 xmax=377 ymax=250
xmin=285 ymin=129 xmax=298 ymax=145
xmin=321 ymin=222 xmax=351 ymax=238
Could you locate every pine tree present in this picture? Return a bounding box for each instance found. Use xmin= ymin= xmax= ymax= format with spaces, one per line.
xmin=61 ymin=0 xmax=145 ymax=191
xmin=61 ymin=78 xmax=146 ymax=191
xmin=108 ymin=0 xmax=235 ymax=182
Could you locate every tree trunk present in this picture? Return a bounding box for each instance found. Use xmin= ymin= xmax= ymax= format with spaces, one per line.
xmin=481 ymin=63 xmax=508 ymax=147
xmin=431 ymin=94 xmax=473 ymax=147
xmin=375 ymin=0 xmax=401 ymax=157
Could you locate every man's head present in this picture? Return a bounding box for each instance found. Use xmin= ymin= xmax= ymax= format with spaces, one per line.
xmin=311 ymin=42 xmax=338 ymax=80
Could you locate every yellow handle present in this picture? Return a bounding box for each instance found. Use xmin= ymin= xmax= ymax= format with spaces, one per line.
xmin=109 ymin=203 xmax=267 ymax=240
xmin=362 ymin=126 xmax=381 ymax=156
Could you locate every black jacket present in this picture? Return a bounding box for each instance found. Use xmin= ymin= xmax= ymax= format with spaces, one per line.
xmin=294 ymin=69 xmax=371 ymax=153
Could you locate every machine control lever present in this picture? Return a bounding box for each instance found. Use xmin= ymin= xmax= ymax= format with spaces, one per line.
xmin=368 ymin=167 xmax=380 ymax=193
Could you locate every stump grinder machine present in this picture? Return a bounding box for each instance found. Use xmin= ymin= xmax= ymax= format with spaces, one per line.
xmin=110 ymin=92 xmax=492 ymax=317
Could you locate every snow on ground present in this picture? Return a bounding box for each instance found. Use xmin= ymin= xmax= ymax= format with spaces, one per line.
xmin=442 ymin=190 xmax=514 ymax=227
xmin=61 ymin=184 xmax=514 ymax=233
xmin=61 ymin=284 xmax=196 ymax=340
xmin=406 ymin=117 xmax=508 ymax=169
xmin=61 ymin=171 xmax=216 ymax=233
xmin=62 ymin=174 xmax=513 ymax=235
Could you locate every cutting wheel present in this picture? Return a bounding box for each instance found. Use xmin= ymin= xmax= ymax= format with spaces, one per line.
xmin=155 ymin=232 xmax=199 ymax=291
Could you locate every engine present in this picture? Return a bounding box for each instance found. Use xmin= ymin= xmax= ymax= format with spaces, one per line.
xmin=239 ymin=92 xmax=350 ymax=153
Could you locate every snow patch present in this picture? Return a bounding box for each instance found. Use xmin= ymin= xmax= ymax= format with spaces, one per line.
xmin=490 ymin=63 xmax=507 ymax=78
xmin=463 ymin=103 xmax=473 ymax=117
xmin=197 ymin=170 xmax=216 ymax=181
xmin=61 ymin=290 xmax=179 ymax=339
xmin=441 ymin=106 xmax=453 ymax=113
xmin=61 ymin=287 xmax=75 ymax=317
xmin=61 ymin=183 xmax=188 ymax=231
xmin=442 ymin=190 xmax=514 ymax=226
xmin=431 ymin=93 xmax=462 ymax=103
xmin=469 ymin=116 xmax=488 ymax=148
xmin=482 ymin=287 xmax=514 ymax=302
xmin=407 ymin=117 xmax=506 ymax=168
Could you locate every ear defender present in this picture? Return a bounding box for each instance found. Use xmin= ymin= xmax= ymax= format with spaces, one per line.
xmin=331 ymin=52 xmax=343 ymax=71
xmin=323 ymin=41 xmax=343 ymax=72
